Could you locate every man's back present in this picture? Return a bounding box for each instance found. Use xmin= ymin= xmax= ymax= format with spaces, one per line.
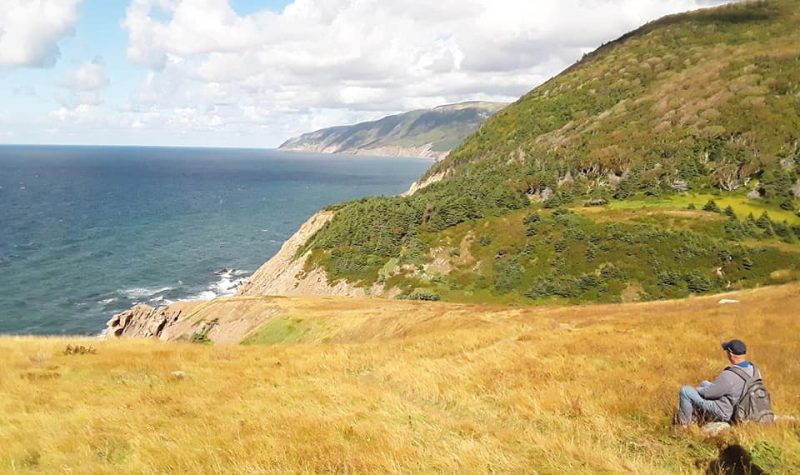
xmin=697 ymin=362 xmax=759 ymax=421
xmin=676 ymin=339 xmax=765 ymax=427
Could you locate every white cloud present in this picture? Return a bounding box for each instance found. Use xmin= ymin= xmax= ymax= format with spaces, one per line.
xmin=0 ymin=0 xmax=83 ymax=68
xmin=114 ymin=0 xmax=738 ymax=146
xmin=59 ymin=58 xmax=110 ymax=91
xmin=49 ymin=103 xmax=96 ymax=122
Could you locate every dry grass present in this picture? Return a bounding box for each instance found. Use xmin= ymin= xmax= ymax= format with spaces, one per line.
xmin=2 ymin=284 xmax=800 ymax=474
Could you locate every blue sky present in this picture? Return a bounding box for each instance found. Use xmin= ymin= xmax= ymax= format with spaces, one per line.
xmin=0 ymin=0 xmax=735 ymax=148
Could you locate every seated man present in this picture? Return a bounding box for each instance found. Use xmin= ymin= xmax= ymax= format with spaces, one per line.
xmin=676 ymin=339 xmax=760 ymax=426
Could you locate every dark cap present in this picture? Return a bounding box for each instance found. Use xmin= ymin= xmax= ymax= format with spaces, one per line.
xmin=722 ymin=339 xmax=747 ymax=356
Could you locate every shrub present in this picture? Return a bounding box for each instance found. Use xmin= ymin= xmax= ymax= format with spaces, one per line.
xmin=190 ymin=319 xmax=219 ymax=344
xmin=575 ymin=274 xmax=601 ymax=291
xmin=756 ymin=212 xmax=773 ymax=229
xmin=686 ymin=273 xmax=714 ymax=293
xmin=494 ymin=259 xmax=526 ymax=293
xmin=658 ymin=271 xmax=683 ymax=288
xmin=703 ymin=200 xmax=721 ymax=213
xmin=523 ymin=212 xmax=542 ymax=225
xmin=526 ymin=277 xmax=575 ymax=299
xmin=600 ymin=264 xmax=626 ymax=280
xmin=724 ymin=219 xmax=746 ymax=240
xmin=585 ymin=243 xmax=598 ymax=261
xmin=404 ymin=292 xmax=441 ymax=301
xmin=584 ymin=198 xmax=609 ymax=207
xmin=523 ymin=212 xmax=541 ymax=236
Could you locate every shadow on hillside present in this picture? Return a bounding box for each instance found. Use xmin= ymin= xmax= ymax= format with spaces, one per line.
xmin=706 ymin=445 xmax=766 ymax=475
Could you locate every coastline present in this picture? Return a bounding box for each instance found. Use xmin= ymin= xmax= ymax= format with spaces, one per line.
xmin=277 ymin=146 xmax=444 ymax=161
xmin=1 ymin=146 xmax=430 ymax=336
xmin=104 ymin=156 xmax=444 ymax=340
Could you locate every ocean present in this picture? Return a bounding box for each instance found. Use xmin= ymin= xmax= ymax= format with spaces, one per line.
xmin=0 ymin=145 xmax=431 ymax=335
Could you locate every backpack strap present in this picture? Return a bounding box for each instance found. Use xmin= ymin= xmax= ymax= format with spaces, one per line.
xmin=727 ymin=364 xmax=759 ymax=418
xmin=727 ymin=365 xmax=755 ymax=383
xmin=725 ymin=363 xmax=761 ymax=386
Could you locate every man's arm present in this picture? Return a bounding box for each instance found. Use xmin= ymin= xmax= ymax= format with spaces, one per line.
xmin=697 ymin=371 xmax=735 ymax=400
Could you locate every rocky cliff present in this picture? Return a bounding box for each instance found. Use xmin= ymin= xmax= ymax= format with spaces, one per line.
xmin=106 ymin=211 xmax=380 ymax=341
xmin=236 ymin=211 xmax=374 ymax=297
xmin=106 ymin=297 xmax=287 ymax=344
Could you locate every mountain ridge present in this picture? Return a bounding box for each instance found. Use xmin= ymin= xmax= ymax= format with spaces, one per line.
xmin=279 ymin=101 xmax=507 ymax=160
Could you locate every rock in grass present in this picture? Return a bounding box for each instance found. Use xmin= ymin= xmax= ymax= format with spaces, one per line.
xmin=701 ymin=422 xmax=731 ymax=437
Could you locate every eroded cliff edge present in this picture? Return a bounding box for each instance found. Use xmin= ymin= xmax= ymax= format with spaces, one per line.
xmin=235 ymin=211 xmax=370 ymax=297
xmin=106 ymin=173 xmax=445 ymax=341
xmin=106 ymin=211 xmax=372 ymax=341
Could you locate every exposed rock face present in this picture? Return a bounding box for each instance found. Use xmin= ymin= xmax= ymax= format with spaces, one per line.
xmin=106 ymin=298 xmax=286 ymax=344
xmin=237 ymin=211 xmax=373 ymax=297
xmin=402 ymin=171 xmax=446 ymax=197
xmin=106 ymin=304 xmax=184 ymax=340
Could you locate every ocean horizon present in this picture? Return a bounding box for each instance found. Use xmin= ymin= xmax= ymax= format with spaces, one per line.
xmin=0 ymin=145 xmax=431 ymax=335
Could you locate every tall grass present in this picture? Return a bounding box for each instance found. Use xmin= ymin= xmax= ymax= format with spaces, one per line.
xmin=1 ymin=284 xmax=799 ymax=473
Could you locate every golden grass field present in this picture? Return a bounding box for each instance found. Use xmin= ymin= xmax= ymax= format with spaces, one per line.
xmin=2 ymin=284 xmax=799 ymax=474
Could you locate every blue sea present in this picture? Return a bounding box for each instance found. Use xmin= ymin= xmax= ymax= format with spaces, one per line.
xmin=0 ymin=146 xmax=431 ymax=335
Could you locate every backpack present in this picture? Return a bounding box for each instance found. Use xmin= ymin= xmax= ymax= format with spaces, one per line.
xmin=727 ymin=365 xmax=775 ymax=424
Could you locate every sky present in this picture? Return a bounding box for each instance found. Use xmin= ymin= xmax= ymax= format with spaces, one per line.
xmin=0 ymin=0 xmax=737 ymax=148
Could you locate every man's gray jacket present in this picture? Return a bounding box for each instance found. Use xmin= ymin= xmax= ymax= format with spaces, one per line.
xmin=698 ymin=363 xmax=760 ymax=421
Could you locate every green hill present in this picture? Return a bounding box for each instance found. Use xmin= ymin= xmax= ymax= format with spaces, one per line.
xmin=297 ymin=0 xmax=800 ymax=304
xmin=279 ymin=102 xmax=507 ymax=160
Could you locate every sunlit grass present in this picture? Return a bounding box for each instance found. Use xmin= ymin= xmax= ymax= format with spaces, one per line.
xmin=2 ymin=284 xmax=799 ymax=473
xmin=607 ymin=193 xmax=800 ymax=224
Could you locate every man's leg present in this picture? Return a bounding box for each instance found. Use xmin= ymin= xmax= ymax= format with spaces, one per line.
xmin=678 ymin=385 xmax=719 ymax=425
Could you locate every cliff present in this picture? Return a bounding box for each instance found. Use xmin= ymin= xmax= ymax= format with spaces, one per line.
xmin=236 ymin=211 xmax=374 ymax=297
xmin=106 ymin=211 xmax=378 ymax=341
xmin=106 ymin=296 xmax=288 ymax=344
xmin=279 ymin=101 xmax=507 ymax=160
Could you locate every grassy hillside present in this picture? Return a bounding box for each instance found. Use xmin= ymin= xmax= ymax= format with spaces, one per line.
xmin=2 ymin=284 xmax=800 ymax=473
xmin=279 ymin=102 xmax=507 ymax=157
xmin=436 ymin=1 xmax=800 ymax=188
xmin=299 ymin=0 xmax=800 ymax=301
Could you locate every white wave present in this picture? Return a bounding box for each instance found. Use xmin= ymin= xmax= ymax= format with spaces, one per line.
xmin=119 ymin=286 xmax=173 ymax=299
xmin=176 ymin=268 xmax=251 ymax=303
xmin=182 ymin=290 xmax=217 ymax=302
xmin=98 ymin=298 xmax=117 ymax=305
xmin=210 ymin=274 xmax=248 ymax=297
xmin=149 ymin=295 xmax=174 ymax=304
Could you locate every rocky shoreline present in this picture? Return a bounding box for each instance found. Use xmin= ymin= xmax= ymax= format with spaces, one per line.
xmin=279 ymin=144 xmax=446 ymax=161
xmin=105 ymin=170 xmax=444 ymax=342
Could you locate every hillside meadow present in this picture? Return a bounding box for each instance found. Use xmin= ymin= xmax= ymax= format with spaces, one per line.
xmin=2 ymin=284 xmax=799 ymax=474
